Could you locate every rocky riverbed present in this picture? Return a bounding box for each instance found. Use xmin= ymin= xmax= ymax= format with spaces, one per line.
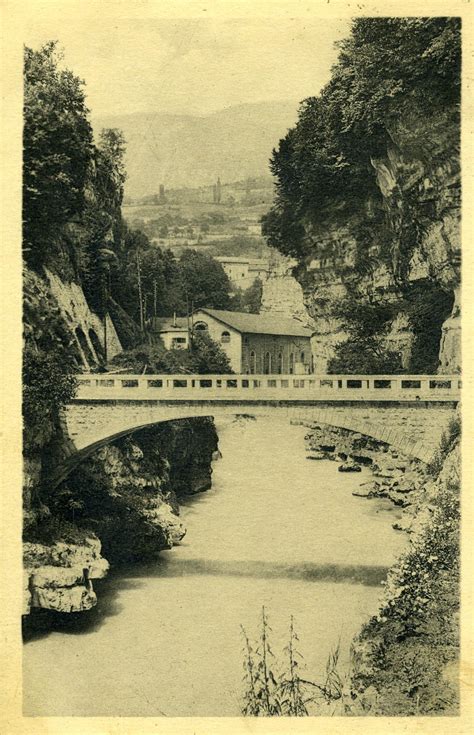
xmin=303 ymin=422 xmax=430 ymax=532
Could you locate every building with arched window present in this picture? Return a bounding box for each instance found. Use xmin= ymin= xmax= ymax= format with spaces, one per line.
xmin=191 ymin=308 xmax=313 ymax=374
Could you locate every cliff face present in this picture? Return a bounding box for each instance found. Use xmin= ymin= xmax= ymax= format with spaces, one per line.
xmin=263 ymin=105 xmax=460 ymax=372
xmin=24 ymin=419 xmax=218 ymax=615
xmin=262 ymin=20 xmax=461 ymax=375
xmin=23 ymin=268 xmax=218 ymax=616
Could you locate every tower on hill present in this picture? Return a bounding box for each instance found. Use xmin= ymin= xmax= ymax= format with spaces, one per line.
xmin=213 ymin=177 xmax=222 ymax=204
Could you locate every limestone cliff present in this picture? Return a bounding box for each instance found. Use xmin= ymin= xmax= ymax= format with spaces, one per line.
xmin=262 ymin=19 xmax=461 ymax=375
xmin=263 ymin=108 xmax=460 ymax=372
xmin=23 ymin=419 xmax=218 ymax=615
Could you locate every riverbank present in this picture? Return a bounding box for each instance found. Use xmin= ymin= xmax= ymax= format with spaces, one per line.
xmin=301 ymin=418 xmax=461 ymax=715
xmin=23 ymin=417 xmax=218 ymax=621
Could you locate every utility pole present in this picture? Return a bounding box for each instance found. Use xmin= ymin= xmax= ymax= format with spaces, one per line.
xmin=136 ymin=249 xmax=144 ymax=331
xmin=153 ymin=279 xmax=157 ymax=318
xmin=186 ymin=293 xmax=190 ymax=351
xmin=103 ymin=277 xmax=107 ymax=364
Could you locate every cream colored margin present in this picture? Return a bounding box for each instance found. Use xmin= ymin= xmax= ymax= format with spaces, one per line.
xmin=1 ymin=0 xmax=473 ymax=733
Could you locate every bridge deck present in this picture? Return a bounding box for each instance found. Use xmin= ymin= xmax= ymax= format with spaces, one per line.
xmin=74 ymin=373 xmax=461 ymax=404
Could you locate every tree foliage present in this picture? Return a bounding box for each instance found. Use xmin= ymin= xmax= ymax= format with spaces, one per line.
xmin=327 ymin=299 xmax=404 ymax=374
xmin=178 ymin=250 xmax=231 ymax=310
xmin=262 ymin=18 xmax=461 ymax=259
xmin=23 ymin=41 xmax=128 ymax=297
xmin=108 ymin=232 xmax=233 ymax=325
xmin=230 ymin=278 xmax=263 ymax=314
xmin=23 ymin=42 xmax=93 ymax=267
xmin=109 ymin=331 xmax=233 ymax=375
xmin=23 ymin=345 xmax=77 ymax=450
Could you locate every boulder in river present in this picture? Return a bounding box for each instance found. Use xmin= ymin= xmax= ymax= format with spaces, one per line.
xmin=338 ymin=462 xmax=362 ymax=473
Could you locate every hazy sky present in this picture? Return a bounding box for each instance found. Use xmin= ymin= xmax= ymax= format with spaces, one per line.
xmin=25 ymin=17 xmax=351 ymax=118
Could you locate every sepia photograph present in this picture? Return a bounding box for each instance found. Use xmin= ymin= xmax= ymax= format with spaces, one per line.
xmin=1 ymin=1 xmax=470 ymax=730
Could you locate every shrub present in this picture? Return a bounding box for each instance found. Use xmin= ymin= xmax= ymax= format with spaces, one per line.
xmin=427 ymin=415 xmax=461 ymax=477
xmin=241 ymin=608 xmax=347 ymax=716
xmin=23 ymin=345 xmax=77 ymax=450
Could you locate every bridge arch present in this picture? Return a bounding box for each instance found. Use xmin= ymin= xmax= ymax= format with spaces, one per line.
xmin=54 ymin=371 xmax=459 ymax=486
xmin=56 ymin=404 xmax=456 ymax=490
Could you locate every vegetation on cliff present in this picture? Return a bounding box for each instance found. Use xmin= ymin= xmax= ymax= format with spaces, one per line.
xmin=263 ymin=18 xmax=460 ymax=373
xmin=23 ymin=43 xmax=236 ymax=342
xmin=350 ymin=450 xmax=460 ymax=714
xmin=263 ymin=18 xmax=460 ymax=261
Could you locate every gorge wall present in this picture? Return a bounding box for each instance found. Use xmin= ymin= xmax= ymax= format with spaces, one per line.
xmin=23 ymin=265 xmax=219 ymax=618
xmin=23 ymin=418 xmax=218 ymax=617
xmin=262 ymin=108 xmax=461 ymax=373
xmin=262 ymin=19 xmax=461 ymax=375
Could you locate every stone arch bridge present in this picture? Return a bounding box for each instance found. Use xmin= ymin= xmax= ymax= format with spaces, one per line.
xmin=55 ymin=372 xmax=461 ymax=486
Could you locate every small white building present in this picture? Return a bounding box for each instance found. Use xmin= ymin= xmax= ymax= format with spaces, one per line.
xmin=215 ymin=256 xmax=269 ymax=290
xmin=149 ymin=317 xmax=190 ymax=350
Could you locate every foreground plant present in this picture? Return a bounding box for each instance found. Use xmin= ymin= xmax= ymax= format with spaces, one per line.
xmin=241 ymin=608 xmax=348 ymax=716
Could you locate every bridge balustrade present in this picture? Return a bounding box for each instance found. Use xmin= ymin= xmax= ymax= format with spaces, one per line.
xmin=74 ymin=374 xmax=461 ymax=403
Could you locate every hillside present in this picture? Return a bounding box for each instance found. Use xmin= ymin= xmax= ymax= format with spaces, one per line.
xmin=93 ymin=100 xmax=299 ymax=198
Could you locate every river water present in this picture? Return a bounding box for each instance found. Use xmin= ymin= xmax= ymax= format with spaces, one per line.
xmin=23 ymin=417 xmax=407 ymax=716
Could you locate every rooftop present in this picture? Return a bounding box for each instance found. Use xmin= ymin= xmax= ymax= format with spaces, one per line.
xmin=194 ymin=308 xmax=313 ymax=337
xmin=215 ymin=256 xmax=269 ymax=265
xmin=149 ymin=317 xmax=188 ymax=333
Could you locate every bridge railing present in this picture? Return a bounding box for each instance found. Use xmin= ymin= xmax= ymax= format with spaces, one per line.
xmin=73 ymin=373 xmax=461 ymax=403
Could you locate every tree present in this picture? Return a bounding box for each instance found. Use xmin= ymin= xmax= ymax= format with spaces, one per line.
xmin=23 ymin=345 xmax=78 ymax=450
xmin=229 ymin=278 xmax=263 ymax=314
xmin=178 ymin=249 xmax=232 ymax=310
xmin=327 ymin=299 xmax=404 ymax=374
xmin=327 ymin=340 xmax=404 ymax=375
xmin=188 ymin=332 xmax=233 ymax=373
xmin=262 ymin=18 xmax=461 ymax=261
xmin=241 ymin=277 xmax=263 ymax=314
xmin=109 ymin=331 xmax=233 ymax=375
xmin=23 ymin=42 xmax=94 ymax=267
xmin=97 ymin=128 xmax=127 ymax=195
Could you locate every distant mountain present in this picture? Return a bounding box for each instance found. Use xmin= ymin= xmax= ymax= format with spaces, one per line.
xmin=93 ymin=100 xmax=299 ymax=199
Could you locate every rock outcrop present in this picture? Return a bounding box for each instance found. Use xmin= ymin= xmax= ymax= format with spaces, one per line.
xmin=23 ymin=418 xmax=219 ymax=615
xmin=23 ymin=537 xmax=109 ymax=615
xmin=262 ymin=20 xmax=461 ymax=375
xmin=45 ymin=267 xmax=122 ymax=368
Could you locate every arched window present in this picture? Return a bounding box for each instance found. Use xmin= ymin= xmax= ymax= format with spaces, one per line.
xmin=277 ymin=352 xmax=283 ymax=374
xmin=264 ymin=351 xmax=271 ymax=374
xmin=289 ymin=352 xmax=295 ymax=374
xmin=300 ymin=351 xmax=305 ymax=364
xmin=194 ymin=321 xmax=208 ymax=332
xmin=221 ymin=330 xmax=231 ymax=343
xmin=250 ymin=351 xmax=257 ymax=374
xmin=75 ymin=327 xmax=95 ymax=366
xmin=88 ymin=328 xmax=105 ymax=360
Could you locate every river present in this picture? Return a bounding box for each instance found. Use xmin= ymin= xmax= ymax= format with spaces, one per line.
xmin=23 ymin=417 xmax=407 ymax=716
